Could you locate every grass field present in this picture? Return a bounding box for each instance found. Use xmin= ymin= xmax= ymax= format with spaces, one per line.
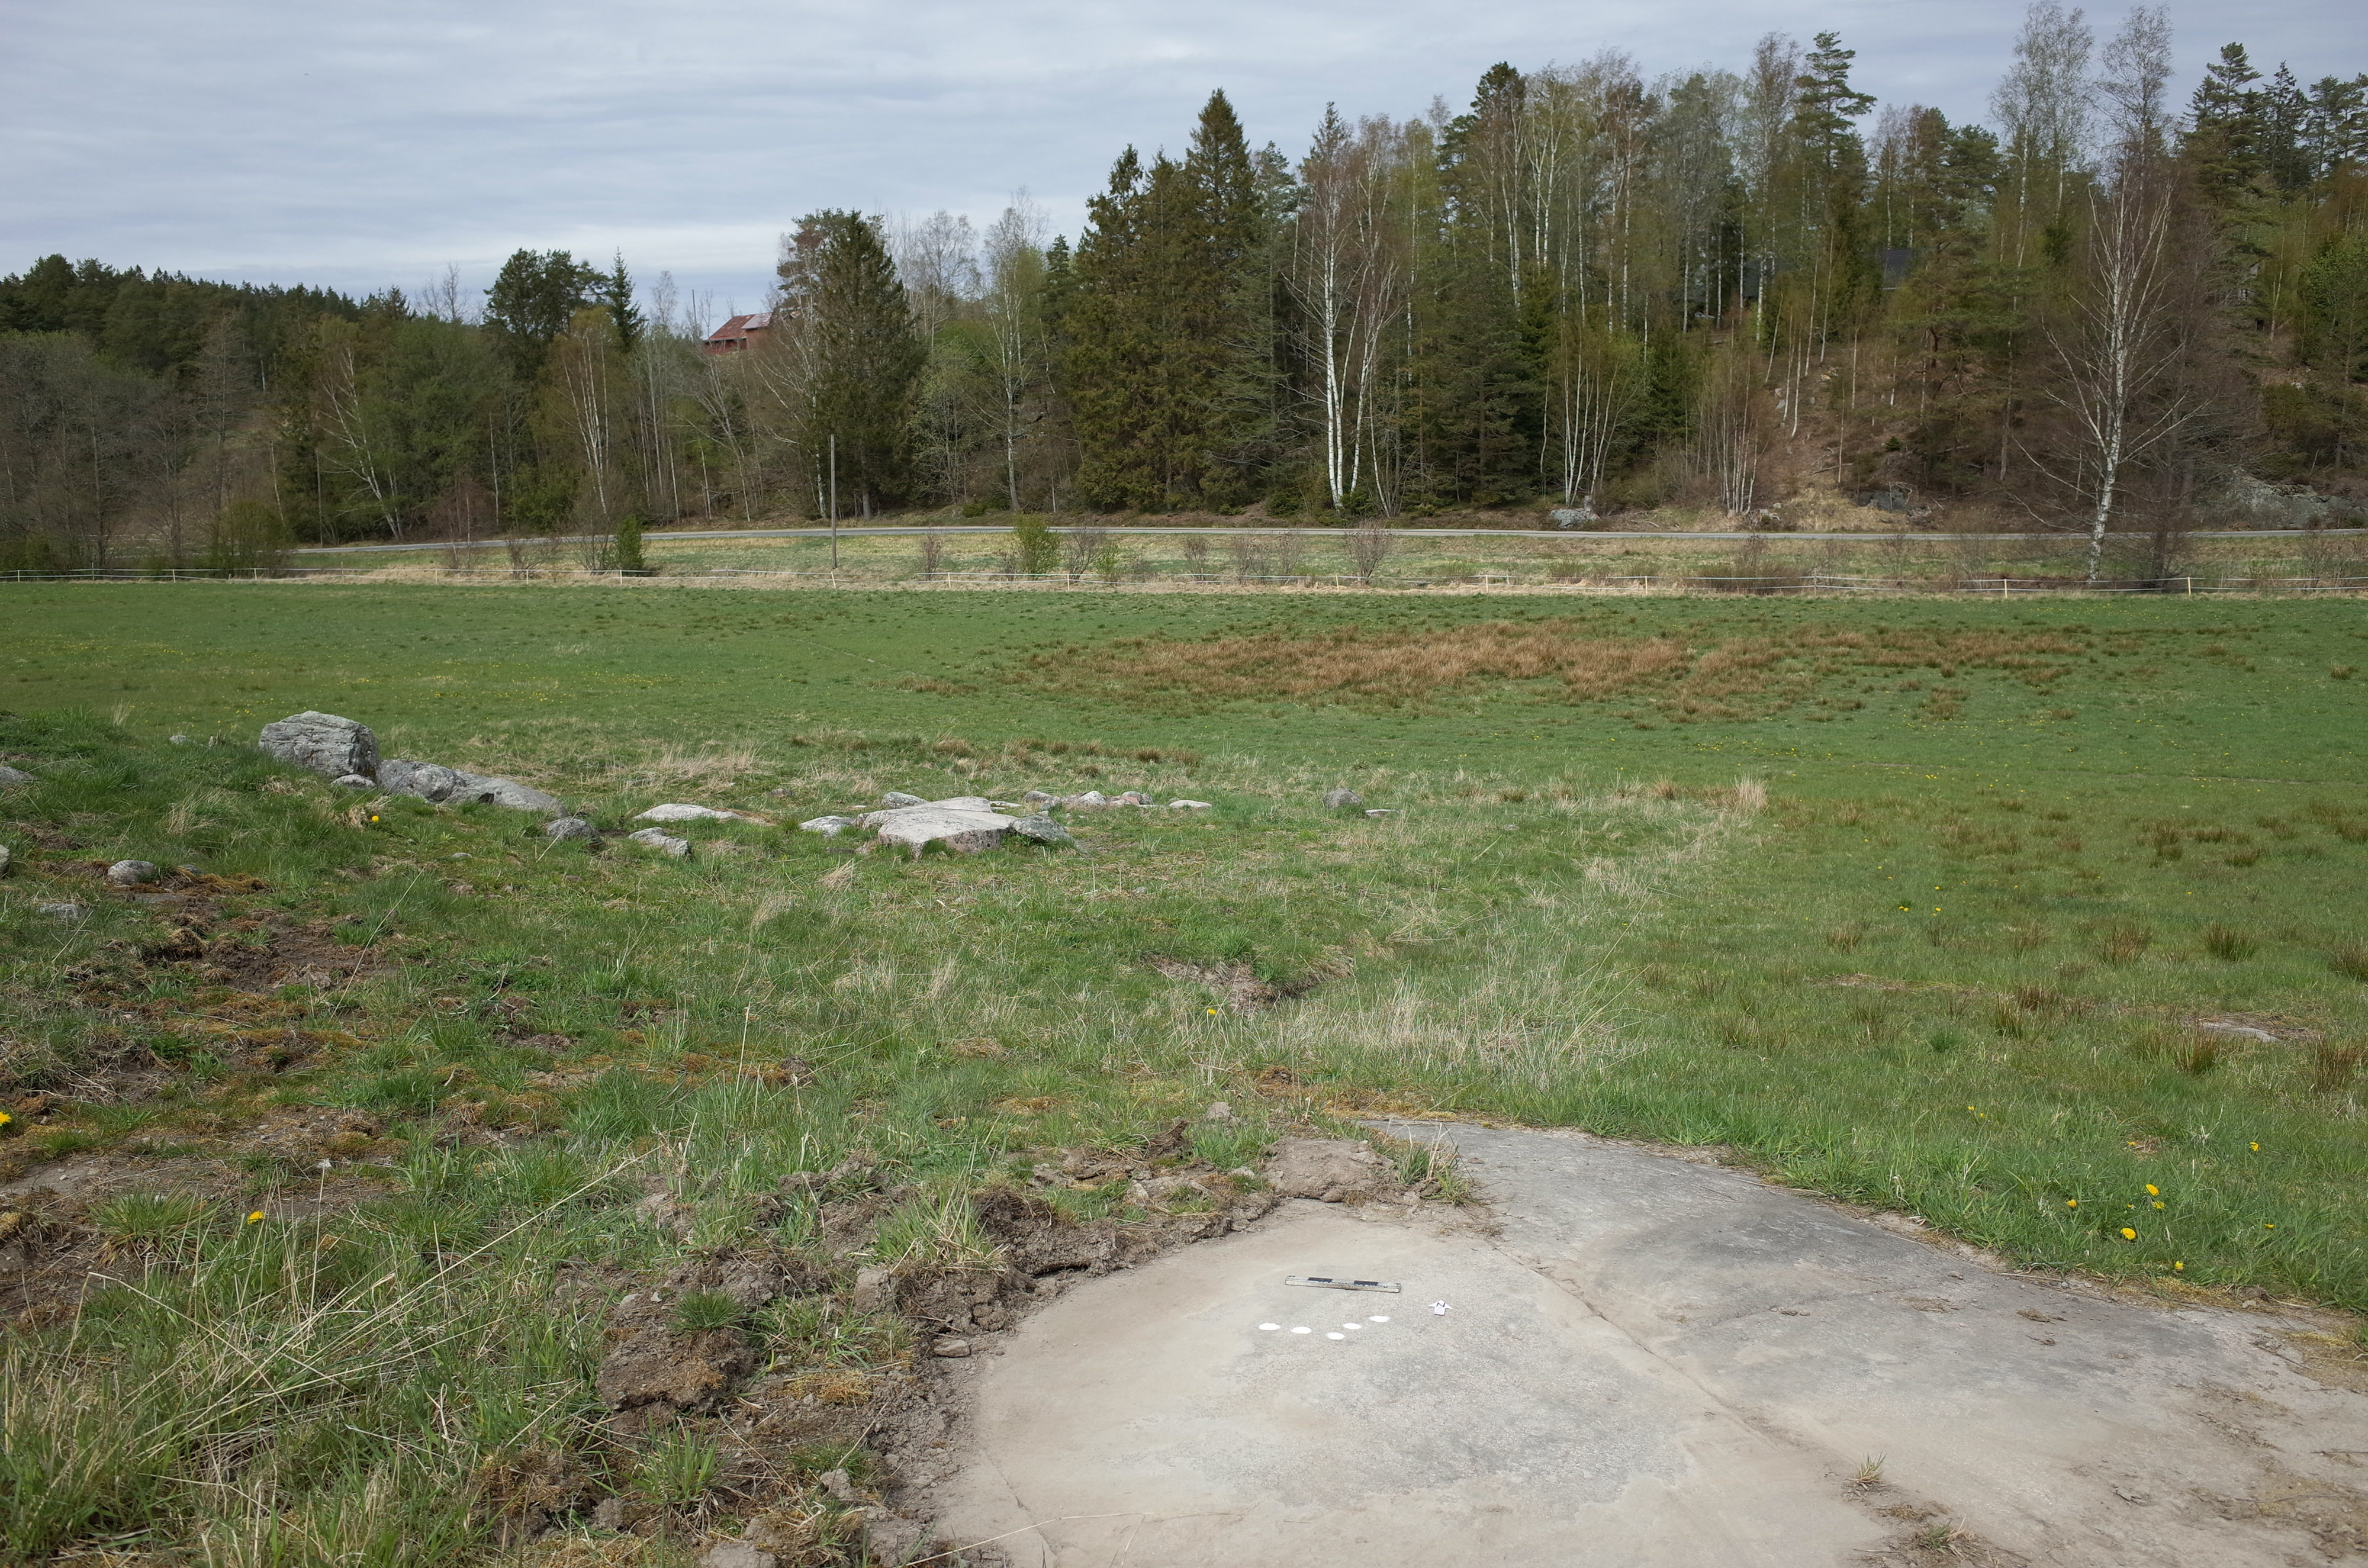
xmin=3 ymin=581 xmax=2366 ymax=1565
xmin=295 ymin=517 xmax=2368 ymax=588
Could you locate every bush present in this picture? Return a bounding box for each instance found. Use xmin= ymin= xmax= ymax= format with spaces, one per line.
xmin=1009 ymin=515 xmax=1058 ymax=575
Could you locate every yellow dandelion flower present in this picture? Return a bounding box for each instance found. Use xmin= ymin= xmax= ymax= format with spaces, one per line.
xmin=2173 ymin=1261 xmax=2183 ymax=1271
xmin=2119 ymin=1228 xmax=2137 ymax=1240
xmin=2065 ymin=1199 xmax=2078 ymax=1208
xmin=245 ymin=1210 xmax=265 ymax=1224
xmin=2250 ymin=1141 xmax=2259 ymax=1152
xmin=2145 ymin=1184 xmax=2159 ymax=1196
xmin=0 ymin=1111 xmax=11 ymax=1129
xmin=2152 ymin=1201 xmax=2164 ymax=1210
xmin=2264 ymin=1222 xmax=2276 ymax=1229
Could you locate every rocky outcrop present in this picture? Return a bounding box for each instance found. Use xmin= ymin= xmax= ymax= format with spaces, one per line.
xmin=379 ymin=758 xmax=562 ymax=814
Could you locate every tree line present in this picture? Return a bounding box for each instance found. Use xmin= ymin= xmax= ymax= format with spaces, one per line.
xmin=2 ymin=4 xmax=2363 ymax=574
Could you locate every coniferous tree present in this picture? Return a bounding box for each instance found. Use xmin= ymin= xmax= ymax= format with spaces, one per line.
xmin=777 ymin=210 xmax=925 ymax=514
xmin=484 ymin=250 xmax=599 ymax=382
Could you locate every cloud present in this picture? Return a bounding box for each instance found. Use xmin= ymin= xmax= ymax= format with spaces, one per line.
xmin=0 ymin=0 xmax=2345 ymax=320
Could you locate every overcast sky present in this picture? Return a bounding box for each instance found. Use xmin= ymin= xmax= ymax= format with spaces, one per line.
xmin=1 ymin=0 xmax=2351 ymax=329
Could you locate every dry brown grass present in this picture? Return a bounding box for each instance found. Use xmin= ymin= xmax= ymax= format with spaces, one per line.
xmin=1018 ymin=619 xmax=2089 ymax=720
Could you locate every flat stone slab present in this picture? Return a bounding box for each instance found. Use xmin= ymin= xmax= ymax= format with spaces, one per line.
xmin=922 ymin=1122 xmax=2368 ymax=1567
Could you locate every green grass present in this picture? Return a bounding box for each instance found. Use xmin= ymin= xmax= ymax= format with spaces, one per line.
xmin=2 ymin=582 xmax=2366 ymax=1563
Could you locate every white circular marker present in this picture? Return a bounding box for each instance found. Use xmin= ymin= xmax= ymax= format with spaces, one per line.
xmin=1291 ymin=1326 xmax=1311 ymax=1334
xmin=1343 ymin=1323 xmax=1363 ymax=1330
xmin=1369 ymin=1315 xmax=1389 ymax=1322
xmin=1326 ymin=1332 xmax=1346 ymax=1340
xmin=1258 ymin=1323 xmax=1280 ymax=1331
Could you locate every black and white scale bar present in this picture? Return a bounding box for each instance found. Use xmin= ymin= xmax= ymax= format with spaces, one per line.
xmin=1283 ymin=1275 xmax=1402 ymax=1293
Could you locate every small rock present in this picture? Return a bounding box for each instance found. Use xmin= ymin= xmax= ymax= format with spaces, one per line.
xmin=1168 ymin=799 xmax=1212 ymax=810
xmin=799 ymin=814 xmax=857 ymax=835
xmin=106 ymin=859 xmax=159 ymax=887
xmin=1114 ymin=790 xmax=1151 ymax=806
xmin=0 ymin=764 xmax=33 ymax=789
xmin=0 ymin=844 xmax=9 ymax=877
xmin=1322 ymin=788 xmax=1363 ymax=809
xmin=1204 ymin=1101 xmax=1235 ymax=1122
xmin=1022 ymin=790 xmax=1055 ymax=806
xmin=169 ymin=735 xmax=191 ymax=746
xmin=880 ymin=791 xmax=927 ymax=807
xmin=1365 ymin=808 xmax=1396 ymax=818
xmin=545 ymin=816 xmax=599 ymax=842
xmin=1007 ymin=813 xmax=1074 ymax=848
xmin=591 ymin=1498 xmax=631 ymax=1531
xmin=931 ymin=1336 xmax=972 ymax=1358
xmin=699 ymin=1544 xmax=778 ymax=1568
xmin=850 ymin=1267 xmax=896 ymax=1313
xmin=816 ymin=1468 xmax=859 ymax=1503
xmin=36 ymin=901 xmax=86 ymax=920
xmin=625 ymin=828 xmax=691 ymax=858
xmin=332 ymin=774 xmax=373 ymax=790
xmin=259 ymin=711 xmax=378 ymax=779
xmin=635 ymin=803 xmax=744 ymax=823
xmin=1064 ymin=790 xmax=1110 ymax=809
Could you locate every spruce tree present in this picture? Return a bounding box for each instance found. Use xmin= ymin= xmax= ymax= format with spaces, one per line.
xmin=484 ymin=250 xmax=598 ymax=382
xmin=779 ymin=211 xmax=925 ymax=512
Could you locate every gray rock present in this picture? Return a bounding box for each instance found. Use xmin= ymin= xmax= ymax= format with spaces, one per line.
xmin=1322 ymin=788 xmax=1363 ymax=809
xmin=379 ymin=758 xmax=562 ymax=814
xmin=932 ymin=1336 xmax=973 ymax=1358
xmin=36 ymin=901 xmax=86 ymax=920
xmin=1265 ymin=1136 xmax=1392 ymax=1203
xmin=258 ymin=711 xmax=378 ymax=779
xmin=860 ymin=803 xmax=1016 ymax=857
xmin=1549 ymin=504 xmax=1597 ymax=529
xmin=1022 ymin=790 xmax=1056 ymax=806
xmin=925 ymin=796 xmax=995 ymax=812
xmin=169 ymin=735 xmax=191 ymax=746
xmin=635 ymin=803 xmax=743 ymax=822
xmin=698 ymin=1544 xmax=778 ymax=1568
xmin=1204 ymin=1101 xmax=1234 ymax=1122
xmin=799 ymin=814 xmax=857 ymax=836
xmin=332 ymin=774 xmax=374 ymax=790
xmin=817 ymin=1468 xmax=860 ymax=1503
xmin=545 ymin=817 xmax=599 ymax=842
xmin=106 ymin=859 xmax=159 ymax=887
xmin=1365 ymin=808 xmax=1396 ymax=818
xmin=880 ymin=791 xmax=927 ymax=807
xmin=377 ymin=759 xmax=465 ymax=802
xmin=1007 ymin=812 xmax=1075 ymax=848
xmin=0 ymin=764 xmax=34 ymax=789
xmin=1168 ymin=799 xmax=1212 ymax=811
xmin=626 ymin=827 xmax=691 ymax=858
xmin=0 ymin=844 xmax=9 ymax=877
xmin=448 ymin=772 xmax=563 ymax=813
xmin=1064 ymin=790 xmax=1111 ymax=809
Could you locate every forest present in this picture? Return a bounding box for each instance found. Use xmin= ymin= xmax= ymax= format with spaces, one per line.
xmin=1 ymin=4 xmax=2364 ymax=575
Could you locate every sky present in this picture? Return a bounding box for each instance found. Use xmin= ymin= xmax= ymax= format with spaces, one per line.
xmin=1 ymin=0 xmax=2352 ymax=331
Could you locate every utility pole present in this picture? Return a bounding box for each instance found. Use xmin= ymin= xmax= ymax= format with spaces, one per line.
xmin=829 ymin=433 xmax=839 ymax=570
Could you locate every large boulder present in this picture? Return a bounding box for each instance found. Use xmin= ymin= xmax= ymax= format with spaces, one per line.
xmin=861 ymin=803 xmax=1015 ymax=857
xmin=259 ymin=713 xmax=378 ymax=780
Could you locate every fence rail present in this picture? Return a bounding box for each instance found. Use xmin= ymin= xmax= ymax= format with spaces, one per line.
xmin=5 ymin=565 xmax=2366 ymax=595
